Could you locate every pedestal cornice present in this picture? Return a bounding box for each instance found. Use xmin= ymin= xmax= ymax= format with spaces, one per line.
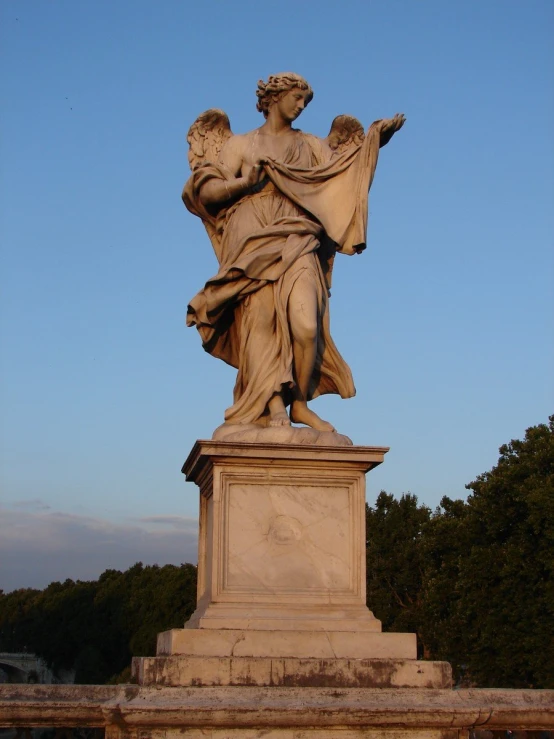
xmin=182 ymin=439 xmax=389 ymax=483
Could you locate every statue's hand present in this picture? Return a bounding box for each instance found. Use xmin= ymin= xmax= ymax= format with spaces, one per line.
xmin=384 ymin=113 xmax=406 ymax=132
xmin=379 ymin=113 xmax=406 ymax=147
xmin=245 ymin=161 xmax=267 ymax=190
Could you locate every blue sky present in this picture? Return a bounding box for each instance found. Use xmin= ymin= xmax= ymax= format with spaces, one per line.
xmin=1 ymin=0 xmax=552 ymax=592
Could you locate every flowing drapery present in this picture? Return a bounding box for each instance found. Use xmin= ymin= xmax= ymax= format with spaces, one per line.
xmin=183 ymin=122 xmax=383 ymax=424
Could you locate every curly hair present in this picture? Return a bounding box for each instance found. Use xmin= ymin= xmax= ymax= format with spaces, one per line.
xmin=256 ymin=72 xmax=314 ymax=118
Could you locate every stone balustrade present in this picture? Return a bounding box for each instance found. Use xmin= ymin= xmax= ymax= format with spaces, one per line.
xmin=0 ymin=684 xmax=553 ymax=738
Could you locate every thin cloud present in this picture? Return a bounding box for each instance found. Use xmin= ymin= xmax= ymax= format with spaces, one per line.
xmin=10 ymin=498 xmax=51 ymax=512
xmin=136 ymin=515 xmax=197 ymax=529
xmin=0 ymin=506 xmax=198 ymax=593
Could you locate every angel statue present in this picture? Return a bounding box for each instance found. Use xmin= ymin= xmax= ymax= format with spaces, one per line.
xmin=183 ymin=72 xmax=404 ymax=440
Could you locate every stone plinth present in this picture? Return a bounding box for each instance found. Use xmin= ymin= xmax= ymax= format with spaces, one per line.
xmin=181 ymin=440 xmax=388 ymax=632
xmin=133 ymin=439 xmax=452 ymax=691
xmin=133 ymin=655 xmax=451 ymax=689
xmin=157 ymin=627 xmax=416 ymax=659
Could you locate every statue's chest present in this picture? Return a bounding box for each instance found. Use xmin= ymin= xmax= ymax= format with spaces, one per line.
xmin=250 ymin=134 xmax=308 ymax=166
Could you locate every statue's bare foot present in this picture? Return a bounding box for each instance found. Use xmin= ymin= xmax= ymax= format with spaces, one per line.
xmin=269 ymin=410 xmax=291 ymax=427
xmin=290 ymin=401 xmax=335 ymax=433
xmin=268 ymin=393 xmax=290 ymax=427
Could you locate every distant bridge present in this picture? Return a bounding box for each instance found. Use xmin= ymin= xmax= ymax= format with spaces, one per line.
xmin=0 ymin=652 xmax=50 ymax=683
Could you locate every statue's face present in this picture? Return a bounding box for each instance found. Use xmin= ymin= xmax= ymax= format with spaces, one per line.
xmin=273 ymin=87 xmax=310 ymax=122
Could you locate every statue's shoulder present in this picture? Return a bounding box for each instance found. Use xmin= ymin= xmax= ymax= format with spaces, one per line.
xmin=238 ymin=129 xmax=262 ymax=145
xmin=228 ymin=129 xmax=263 ymax=160
xmin=221 ymin=132 xmax=247 ymax=151
xmin=300 ymin=131 xmax=331 ymax=164
xmin=300 ymin=131 xmax=321 ymax=146
xmin=221 ymin=133 xmax=248 ymax=147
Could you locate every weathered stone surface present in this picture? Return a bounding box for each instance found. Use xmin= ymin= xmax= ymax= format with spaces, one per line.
xmin=1 ymin=684 xmax=553 ymax=732
xmin=132 ymin=655 xmax=452 ymax=689
xmin=108 ymin=730 xmax=463 ymax=738
xmin=183 ymin=608 xmax=383 ymax=632
xmin=212 ymin=423 xmax=354 ymax=446
xmin=132 ymin=440 xmax=450 ymax=693
xmin=110 ymin=730 xmax=461 ymax=738
xmin=158 ymin=627 xmax=416 ymax=659
xmin=182 ymin=440 xmax=388 ymax=632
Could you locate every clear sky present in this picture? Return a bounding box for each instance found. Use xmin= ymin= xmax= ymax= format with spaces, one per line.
xmin=1 ymin=0 xmax=552 ymax=593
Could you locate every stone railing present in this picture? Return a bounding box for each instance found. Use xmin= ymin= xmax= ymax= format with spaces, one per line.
xmin=0 ymin=684 xmax=553 ymax=738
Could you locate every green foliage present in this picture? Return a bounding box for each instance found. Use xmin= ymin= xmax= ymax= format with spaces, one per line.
xmin=0 ymin=562 xmax=197 ymax=684
xmin=0 ymin=587 xmax=40 ymax=652
xmin=419 ymin=416 xmax=554 ymax=687
xmin=422 ymin=416 xmax=554 ymax=688
xmin=365 ymin=417 xmax=553 ymax=687
xmin=366 ymin=492 xmax=431 ymax=654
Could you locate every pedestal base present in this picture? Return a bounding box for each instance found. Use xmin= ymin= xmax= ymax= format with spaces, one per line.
xmin=132 ymin=440 xmax=452 ymax=692
xmin=133 ymin=654 xmax=451 ymax=689
xmin=180 ymin=440 xmax=388 ymax=632
xmin=157 ymin=627 xmax=416 ymax=659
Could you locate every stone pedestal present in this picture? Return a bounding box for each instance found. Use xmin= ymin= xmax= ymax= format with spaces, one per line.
xmin=184 ymin=440 xmax=386 ymax=632
xmin=133 ymin=439 xmax=451 ymax=692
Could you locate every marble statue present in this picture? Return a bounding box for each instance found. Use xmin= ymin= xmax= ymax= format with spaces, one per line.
xmin=183 ymin=73 xmax=404 ymax=437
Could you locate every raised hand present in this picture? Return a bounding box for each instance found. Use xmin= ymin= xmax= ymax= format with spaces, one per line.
xmin=379 ymin=113 xmax=406 ymax=147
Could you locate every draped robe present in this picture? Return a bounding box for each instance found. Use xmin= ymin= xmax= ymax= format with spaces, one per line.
xmin=183 ymin=121 xmax=384 ymax=425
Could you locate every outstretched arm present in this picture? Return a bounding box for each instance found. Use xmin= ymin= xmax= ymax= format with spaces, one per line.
xmin=199 ymin=136 xmax=265 ymax=207
xmin=379 ymin=113 xmax=406 ymax=148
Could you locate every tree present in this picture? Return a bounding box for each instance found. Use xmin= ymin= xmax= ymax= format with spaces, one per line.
xmin=0 ymin=562 xmax=198 ymax=683
xmin=418 ymin=496 xmax=473 ymax=674
xmin=420 ymin=416 xmax=554 ymax=687
xmin=366 ymin=492 xmax=431 ymax=654
xmin=0 ymin=587 xmax=40 ymax=653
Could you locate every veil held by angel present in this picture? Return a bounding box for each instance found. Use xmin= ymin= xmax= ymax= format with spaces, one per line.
xmin=183 ymin=72 xmax=405 ymax=435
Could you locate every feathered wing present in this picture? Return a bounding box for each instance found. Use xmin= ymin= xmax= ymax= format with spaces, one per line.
xmin=186 ymin=108 xmax=232 ymax=171
xmin=324 ymin=114 xmax=365 ymax=156
xmin=184 ymin=109 xmax=233 ymax=264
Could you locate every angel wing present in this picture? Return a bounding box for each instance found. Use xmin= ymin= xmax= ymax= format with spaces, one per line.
xmin=186 ymin=109 xmax=232 ymax=171
xmin=325 ymin=114 xmax=365 ymax=156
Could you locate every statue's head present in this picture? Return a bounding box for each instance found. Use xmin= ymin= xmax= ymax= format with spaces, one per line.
xmin=256 ymin=73 xmax=314 ymax=120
